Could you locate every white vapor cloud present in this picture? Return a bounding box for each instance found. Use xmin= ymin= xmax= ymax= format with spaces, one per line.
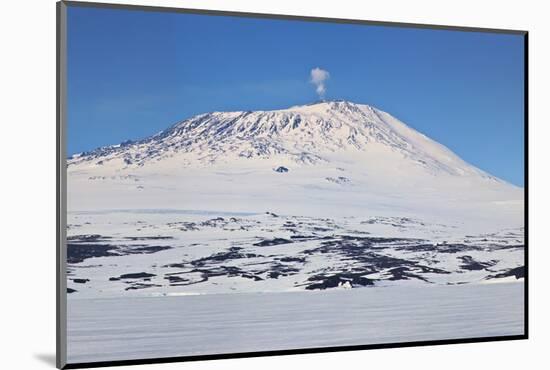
xmin=310 ymin=67 xmax=330 ymax=99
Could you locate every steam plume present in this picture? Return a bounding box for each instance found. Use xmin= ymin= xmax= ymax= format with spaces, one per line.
xmin=310 ymin=67 xmax=330 ymax=99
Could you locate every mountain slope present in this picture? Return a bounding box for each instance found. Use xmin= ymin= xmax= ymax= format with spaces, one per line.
xmin=67 ymin=100 xmax=523 ymax=231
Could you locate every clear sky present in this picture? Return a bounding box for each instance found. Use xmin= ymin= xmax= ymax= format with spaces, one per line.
xmin=67 ymin=6 xmax=525 ymax=186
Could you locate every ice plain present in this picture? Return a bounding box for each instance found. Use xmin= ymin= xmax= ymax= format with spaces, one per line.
xmin=67 ymin=282 xmax=524 ymax=363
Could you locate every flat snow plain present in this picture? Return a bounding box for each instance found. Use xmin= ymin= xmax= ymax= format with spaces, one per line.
xmin=67 ymin=282 xmax=524 ymax=363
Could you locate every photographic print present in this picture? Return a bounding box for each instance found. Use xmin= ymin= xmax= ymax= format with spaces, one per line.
xmin=58 ymin=2 xmax=527 ymax=368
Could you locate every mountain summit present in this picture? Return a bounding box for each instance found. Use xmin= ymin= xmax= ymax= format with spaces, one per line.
xmin=69 ymin=100 xmax=498 ymax=182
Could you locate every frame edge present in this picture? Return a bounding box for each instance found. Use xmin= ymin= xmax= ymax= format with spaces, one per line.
xmin=57 ymin=1 xmax=68 ymax=369
xmin=523 ymin=32 xmax=530 ymax=339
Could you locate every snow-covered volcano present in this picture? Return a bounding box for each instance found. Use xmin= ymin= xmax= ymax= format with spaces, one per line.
xmin=71 ymin=100 xmax=497 ymax=178
xmin=68 ymin=100 xmax=523 ymax=230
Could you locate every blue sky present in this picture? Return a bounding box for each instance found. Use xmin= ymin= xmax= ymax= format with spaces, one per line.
xmin=67 ymin=6 xmax=525 ymax=186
